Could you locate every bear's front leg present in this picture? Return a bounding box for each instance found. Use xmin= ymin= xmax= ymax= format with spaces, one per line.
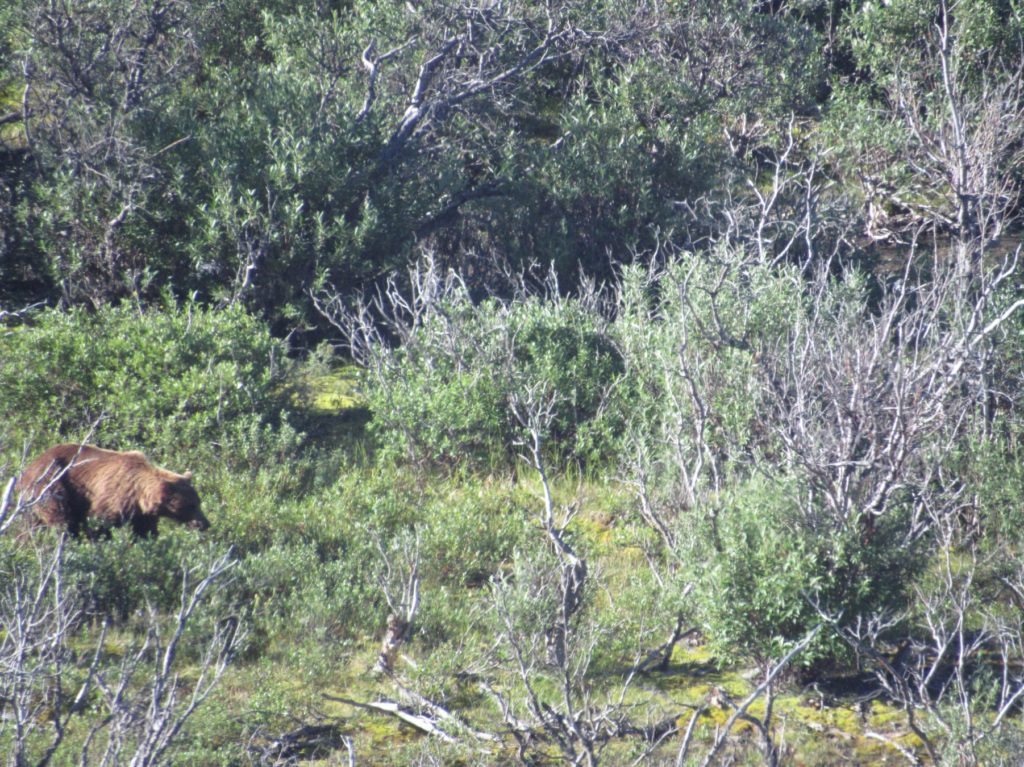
xmin=131 ymin=516 xmax=159 ymax=538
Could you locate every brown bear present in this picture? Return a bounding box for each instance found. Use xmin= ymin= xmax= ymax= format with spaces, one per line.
xmin=16 ymin=444 xmax=210 ymax=537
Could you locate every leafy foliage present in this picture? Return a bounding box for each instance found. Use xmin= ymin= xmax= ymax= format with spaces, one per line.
xmin=0 ymin=302 xmax=292 ymax=464
xmin=360 ymin=279 xmax=624 ymax=469
xmin=0 ymin=0 xmax=836 ymax=328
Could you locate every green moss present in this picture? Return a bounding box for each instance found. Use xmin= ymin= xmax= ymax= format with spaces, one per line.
xmin=299 ymin=366 xmax=365 ymax=413
xmin=672 ymin=643 xmax=718 ymax=666
xmin=644 ymin=642 xmax=936 ymax=764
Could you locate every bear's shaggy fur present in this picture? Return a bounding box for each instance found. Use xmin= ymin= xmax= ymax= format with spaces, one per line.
xmin=17 ymin=444 xmax=209 ymax=537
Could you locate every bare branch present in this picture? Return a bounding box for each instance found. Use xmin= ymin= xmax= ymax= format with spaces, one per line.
xmin=695 ymin=624 xmax=821 ymax=767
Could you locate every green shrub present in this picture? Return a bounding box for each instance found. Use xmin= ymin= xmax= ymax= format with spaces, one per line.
xmin=364 ymin=292 xmax=625 ymax=470
xmin=236 ymin=539 xmax=383 ymax=644
xmin=0 ymin=302 xmax=293 ymax=466
xmin=686 ymin=479 xmax=831 ymax=665
xmin=419 ymin=485 xmax=529 ymax=590
xmin=613 ymin=251 xmax=803 ymax=486
xmin=61 ymin=527 xmax=236 ymax=625
xmin=214 ymin=467 xmax=425 ymax=644
xmin=687 ymin=478 xmax=918 ymax=668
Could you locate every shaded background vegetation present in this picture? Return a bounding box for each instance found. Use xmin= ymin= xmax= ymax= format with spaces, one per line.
xmin=0 ymin=0 xmax=908 ymax=327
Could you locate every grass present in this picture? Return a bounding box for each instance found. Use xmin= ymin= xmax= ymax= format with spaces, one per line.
xmin=201 ymin=439 xmax=934 ymax=765
xmin=5 ymin=366 xmax=1023 ymax=767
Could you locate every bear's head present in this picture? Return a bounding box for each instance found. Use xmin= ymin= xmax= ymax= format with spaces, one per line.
xmin=158 ymin=473 xmax=210 ymax=531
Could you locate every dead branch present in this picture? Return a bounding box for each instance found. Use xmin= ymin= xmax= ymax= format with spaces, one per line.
xmin=325 ymin=695 xmax=462 ymax=744
xmin=0 ymin=535 xmax=104 ymax=767
xmin=691 ymin=624 xmax=821 ymax=767
xmin=372 ymin=529 xmax=421 ymax=676
xmin=84 ymin=550 xmax=243 ymax=767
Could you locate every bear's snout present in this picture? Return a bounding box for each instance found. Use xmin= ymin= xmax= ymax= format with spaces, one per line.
xmin=189 ymin=512 xmax=211 ymax=531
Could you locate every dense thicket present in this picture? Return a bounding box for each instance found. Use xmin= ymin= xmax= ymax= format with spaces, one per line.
xmin=6 ymin=0 xmax=1018 ymax=333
